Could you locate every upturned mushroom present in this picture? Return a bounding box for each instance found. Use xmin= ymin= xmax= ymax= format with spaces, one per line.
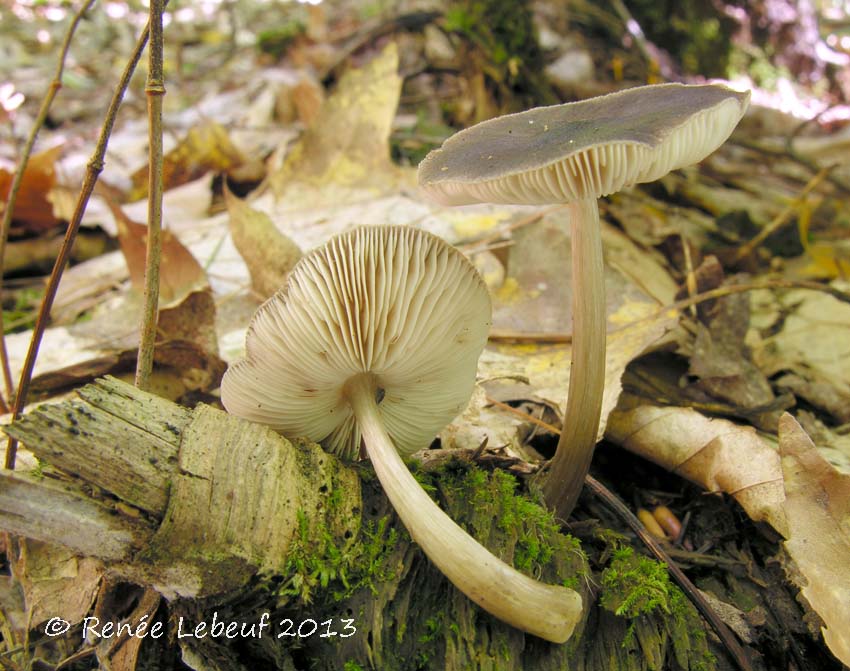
xmin=418 ymin=83 xmax=750 ymax=517
xmin=221 ymin=225 xmax=583 ymax=643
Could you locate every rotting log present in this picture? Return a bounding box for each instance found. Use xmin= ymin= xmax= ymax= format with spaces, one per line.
xmin=2 ymin=377 xmax=713 ymax=670
xmin=4 ymin=376 xmax=361 ymax=599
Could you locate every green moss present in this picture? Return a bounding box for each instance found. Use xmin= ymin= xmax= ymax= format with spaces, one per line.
xmin=256 ymin=21 xmax=305 ymax=58
xmin=329 ymin=460 xmax=589 ymax=670
xmin=601 ymin=547 xmax=672 ymax=622
xmin=277 ymin=509 xmax=399 ymax=606
xmin=29 ymin=458 xmax=45 ymax=479
xmin=598 ymin=547 xmax=715 ymax=670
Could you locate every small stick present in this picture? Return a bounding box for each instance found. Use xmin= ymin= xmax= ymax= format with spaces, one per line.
xmin=135 ymin=0 xmax=166 ymax=391
xmin=0 ymin=0 xmax=96 ymax=413
xmin=4 ymin=17 xmax=154 ymax=470
xmin=733 ymin=165 xmax=833 ymax=264
xmin=680 ymin=232 xmax=698 ymax=319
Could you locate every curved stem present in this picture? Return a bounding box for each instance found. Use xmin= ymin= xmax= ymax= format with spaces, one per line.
xmin=541 ymin=197 xmax=606 ymax=519
xmin=345 ymin=374 xmax=582 ymax=644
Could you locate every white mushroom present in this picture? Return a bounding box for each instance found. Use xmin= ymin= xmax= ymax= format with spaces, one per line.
xmin=222 ymin=225 xmax=583 ymax=643
xmin=418 ymin=83 xmax=750 ymax=517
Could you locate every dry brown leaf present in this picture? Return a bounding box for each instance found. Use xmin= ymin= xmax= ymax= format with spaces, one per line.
xmin=0 ymin=145 xmax=63 ymax=235
xmin=129 ymin=122 xmax=245 ymax=201
xmin=779 ymin=413 xmax=850 ymax=667
xmin=104 ymin=198 xmax=208 ymax=307
xmin=95 ymin=588 xmax=161 ymax=671
xmin=605 ymin=395 xmax=788 ymax=535
xmin=9 ymin=538 xmax=101 ymax=629
xmin=269 ymin=41 xmax=405 ymax=202
xmin=751 ymin=282 xmax=850 ymax=427
xmin=224 ymin=187 xmax=301 ymax=299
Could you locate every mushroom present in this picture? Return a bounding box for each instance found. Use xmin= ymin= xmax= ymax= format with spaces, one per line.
xmin=418 ymin=83 xmax=750 ymax=517
xmin=221 ymin=225 xmax=583 ymax=643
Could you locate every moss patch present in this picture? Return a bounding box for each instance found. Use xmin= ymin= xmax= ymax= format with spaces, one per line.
xmin=277 ymin=508 xmax=400 ymax=607
xmin=595 ymin=546 xmax=715 ymax=671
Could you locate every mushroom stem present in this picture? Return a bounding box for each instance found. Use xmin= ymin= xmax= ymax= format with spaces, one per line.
xmin=541 ymin=197 xmax=606 ymax=518
xmin=344 ymin=373 xmax=583 ymax=644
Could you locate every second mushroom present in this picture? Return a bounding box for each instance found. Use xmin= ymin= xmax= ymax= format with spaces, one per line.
xmin=418 ymin=83 xmax=750 ymax=518
xmin=222 ymin=225 xmax=583 ymax=643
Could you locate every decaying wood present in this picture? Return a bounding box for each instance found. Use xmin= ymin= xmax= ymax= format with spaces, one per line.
xmin=4 ymin=376 xmax=361 ymax=598
xmin=8 ymin=377 xmax=188 ymax=513
xmin=1 ymin=377 xmax=714 ymax=671
xmin=0 ymin=470 xmax=149 ymax=561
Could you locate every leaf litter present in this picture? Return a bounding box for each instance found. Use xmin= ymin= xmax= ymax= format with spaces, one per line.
xmin=2 ymin=17 xmax=850 ymax=668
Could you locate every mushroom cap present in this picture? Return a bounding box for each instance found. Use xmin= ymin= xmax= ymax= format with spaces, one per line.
xmin=418 ymin=83 xmax=750 ymax=206
xmin=221 ymin=225 xmax=492 ymax=460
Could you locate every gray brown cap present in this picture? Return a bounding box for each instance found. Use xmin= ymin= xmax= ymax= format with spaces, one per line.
xmin=419 ymin=83 xmax=750 ymax=205
xmin=221 ymin=225 xmax=492 ymax=460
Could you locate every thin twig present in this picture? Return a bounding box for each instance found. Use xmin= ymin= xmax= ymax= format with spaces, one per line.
xmin=487 ymin=277 xmax=850 ymax=343
xmin=733 ymin=164 xmax=834 ymax=263
xmin=135 ymin=0 xmax=166 ymax=391
xmin=483 ymin=396 xmax=752 ymax=670
xmin=4 ymin=17 xmax=152 ymax=471
xmin=0 ymin=0 xmax=96 ymax=414
xmin=680 ymin=231 xmax=698 ymax=319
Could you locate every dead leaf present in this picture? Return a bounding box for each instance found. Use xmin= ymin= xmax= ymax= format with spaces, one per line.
xmin=275 ymin=75 xmax=326 ymax=126
xmin=751 ymin=282 xmax=850 ymax=426
xmin=0 ymin=145 xmax=63 ymax=235
xmin=224 ymin=187 xmax=301 ymax=299
xmin=129 ymin=122 xmax=245 ymax=201
xmin=605 ymin=394 xmax=788 ymax=536
xmin=779 ymin=414 xmax=850 ymax=667
xmin=104 ymin=198 xmax=208 ymax=307
xmin=269 ymin=41 xmax=405 ymax=202
xmin=95 ymin=588 xmax=161 ymax=671
xmin=9 ymin=538 xmax=101 ymax=629
xmin=686 ymin=278 xmax=785 ymax=430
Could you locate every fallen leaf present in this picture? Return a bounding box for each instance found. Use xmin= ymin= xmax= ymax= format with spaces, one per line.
xmin=269 ymin=41 xmax=406 ymax=203
xmin=779 ymin=414 xmax=850 ymax=667
xmin=129 ymin=122 xmax=245 ymax=201
xmin=686 ymin=278 xmax=785 ymax=430
xmin=0 ymin=145 xmax=63 ymax=235
xmin=751 ymin=281 xmax=850 ymax=426
xmin=95 ymin=587 xmax=160 ymax=671
xmin=605 ymin=394 xmax=788 ymax=536
xmin=224 ymin=186 xmax=301 ymax=299
xmin=104 ymin=197 xmax=208 ymax=307
xmin=9 ymin=538 xmax=101 ymax=629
